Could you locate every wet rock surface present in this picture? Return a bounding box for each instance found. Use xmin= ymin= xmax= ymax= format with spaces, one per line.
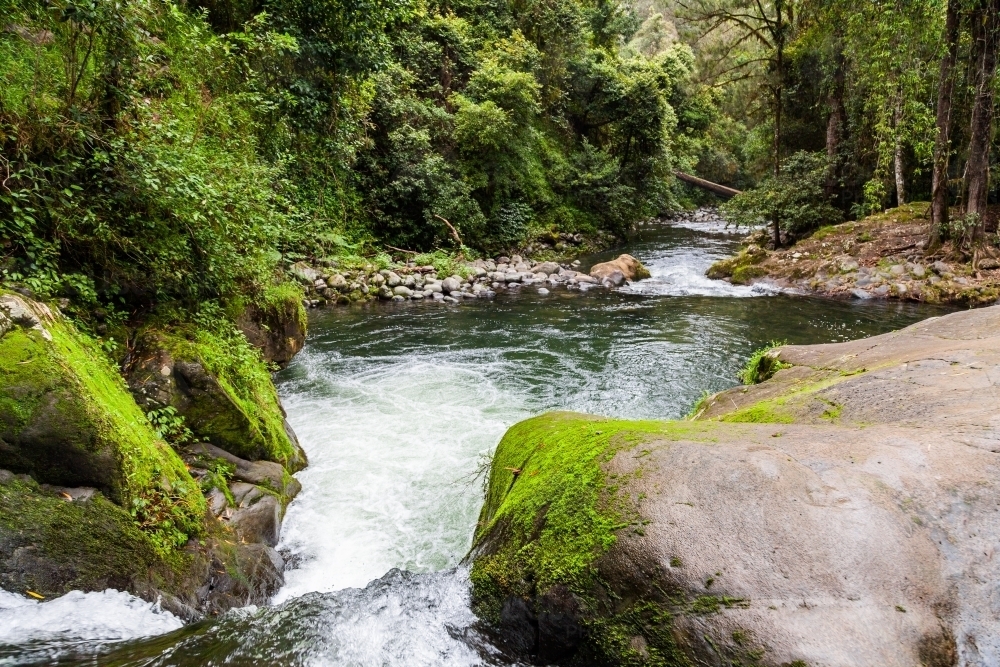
xmin=0 ymin=292 xmax=303 ymax=620
xmin=472 ymin=305 xmax=1000 ymax=666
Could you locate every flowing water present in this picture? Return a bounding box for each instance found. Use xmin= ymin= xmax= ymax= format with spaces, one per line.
xmin=0 ymin=218 xmax=954 ymax=666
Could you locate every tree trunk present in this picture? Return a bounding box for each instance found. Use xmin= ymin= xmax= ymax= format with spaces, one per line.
xmin=893 ymin=96 xmax=906 ymax=206
xmin=965 ymin=0 xmax=999 ymax=241
xmin=930 ymin=0 xmax=961 ymax=245
xmin=825 ymin=36 xmax=846 ymax=202
xmin=772 ymin=0 xmax=784 ymax=249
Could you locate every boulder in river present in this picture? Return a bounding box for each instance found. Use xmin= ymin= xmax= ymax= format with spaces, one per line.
xmin=0 ymin=294 xmax=283 ymax=618
xmin=471 ymin=306 xmax=1000 ymax=665
xmin=127 ymin=328 xmax=306 ymax=472
xmin=589 ymin=254 xmax=650 ymax=282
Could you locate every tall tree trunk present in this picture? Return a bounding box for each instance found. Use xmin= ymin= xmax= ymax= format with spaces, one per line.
xmin=966 ymin=0 xmax=999 ymax=242
xmin=825 ymin=36 xmax=846 ymax=202
xmin=893 ymin=95 xmax=906 ymax=205
xmin=772 ymin=0 xmax=784 ymax=249
xmin=930 ymin=0 xmax=961 ymax=245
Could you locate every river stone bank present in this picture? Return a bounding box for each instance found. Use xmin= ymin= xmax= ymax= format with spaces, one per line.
xmin=289 ymin=253 xmax=650 ymax=308
xmin=707 ymin=203 xmax=1000 ymax=306
xmin=470 ymin=305 xmax=1000 ymax=666
xmin=0 ymin=291 xmax=307 ymax=619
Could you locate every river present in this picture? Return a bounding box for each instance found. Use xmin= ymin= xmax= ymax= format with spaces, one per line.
xmin=0 ymin=215 xmax=953 ymax=666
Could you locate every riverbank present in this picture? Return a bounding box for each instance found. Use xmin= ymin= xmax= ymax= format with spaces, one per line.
xmin=707 ymin=202 xmax=1000 ymax=306
xmin=471 ymin=305 xmax=1000 ymax=665
xmin=289 ymin=251 xmax=649 ymax=308
xmin=0 ymin=212 xmax=955 ymax=665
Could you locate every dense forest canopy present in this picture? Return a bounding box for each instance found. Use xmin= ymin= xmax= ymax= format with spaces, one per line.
xmin=0 ymin=0 xmax=997 ymax=317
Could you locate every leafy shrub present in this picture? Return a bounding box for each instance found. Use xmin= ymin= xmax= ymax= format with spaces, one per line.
xmin=738 ymin=342 xmax=791 ymax=385
xmin=723 ymin=152 xmax=842 ymax=242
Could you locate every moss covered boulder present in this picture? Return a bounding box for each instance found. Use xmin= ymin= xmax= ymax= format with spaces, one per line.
xmin=0 ymin=294 xmax=204 ymax=529
xmin=0 ymin=294 xmax=287 ymax=616
xmin=471 ymin=306 xmax=1000 ymax=665
xmin=128 ymin=322 xmax=306 ymax=471
xmin=234 ymin=282 xmax=307 ymax=368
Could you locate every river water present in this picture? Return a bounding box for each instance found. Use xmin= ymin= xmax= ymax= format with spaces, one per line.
xmin=0 ymin=217 xmax=952 ymax=666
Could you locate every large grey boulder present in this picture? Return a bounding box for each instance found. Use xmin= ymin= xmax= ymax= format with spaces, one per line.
xmin=472 ymin=306 xmax=1000 ymax=666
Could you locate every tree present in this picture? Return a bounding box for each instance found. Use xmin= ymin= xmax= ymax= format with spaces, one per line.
xmin=929 ymin=0 xmax=961 ymax=244
xmin=965 ymin=0 xmax=999 ymax=241
xmin=676 ymin=0 xmax=803 ymax=246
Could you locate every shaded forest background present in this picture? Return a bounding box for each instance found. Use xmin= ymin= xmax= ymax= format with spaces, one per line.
xmin=1 ymin=0 xmax=997 ymax=315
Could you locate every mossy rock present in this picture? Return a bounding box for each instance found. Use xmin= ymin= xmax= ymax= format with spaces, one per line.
xmin=706 ymin=245 xmax=767 ymax=283
xmin=128 ymin=323 xmax=304 ymax=470
xmin=233 ymin=282 xmax=307 ymax=368
xmin=0 ymin=294 xmax=204 ymax=546
xmin=0 ymin=471 xmax=284 ymax=617
xmin=470 ymin=412 xmax=708 ymax=665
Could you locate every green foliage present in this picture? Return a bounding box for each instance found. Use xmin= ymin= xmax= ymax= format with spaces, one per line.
xmin=738 ymin=341 xmax=790 ymax=385
xmin=147 ymin=406 xmax=198 ymax=446
xmin=723 ymin=152 xmax=843 ymax=239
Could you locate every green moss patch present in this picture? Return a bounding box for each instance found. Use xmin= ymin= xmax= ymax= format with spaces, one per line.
xmin=157 ymin=321 xmax=296 ymax=465
xmin=0 ymin=475 xmax=187 ymax=596
xmin=0 ymin=314 xmax=204 ymax=551
xmin=471 ymin=413 xmax=725 ymax=664
xmin=706 ymin=245 xmax=767 ymax=284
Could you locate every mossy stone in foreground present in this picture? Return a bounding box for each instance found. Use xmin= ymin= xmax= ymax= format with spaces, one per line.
xmin=129 ymin=324 xmax=300 ymax=468
xmin=471 ymin=412 xmax=706 ymax=665
xmin=0 ymin=473 xmax=177 ymax=596
xmin=0 ymin=297 xmax=205 ymax=546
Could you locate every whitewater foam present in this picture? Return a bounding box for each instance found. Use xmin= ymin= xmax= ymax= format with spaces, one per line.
xmin=0 ymin=589 xmax=182 ymax=645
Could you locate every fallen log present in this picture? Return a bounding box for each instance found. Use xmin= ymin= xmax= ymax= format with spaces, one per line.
xmin=673 ymin=171 xmax=742 ymax=198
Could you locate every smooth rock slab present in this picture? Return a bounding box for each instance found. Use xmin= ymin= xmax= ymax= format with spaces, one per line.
xmin=472 ymin=306 xmax=1000 ymax=666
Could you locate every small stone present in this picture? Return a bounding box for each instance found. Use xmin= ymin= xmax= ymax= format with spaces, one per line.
xmin=432 ymin=292 xmax=444 ymax=301
xmin=602 ymin=270 xmax=626 ymax=287
xmin=851 ymin=289 xmax=871 ymax=300
xmin=537 ymin=288 xmax=550 ymax=295
xmin=873 ymin=285 xmax=890 ymax=296
xmin=393 ymin=286 xmax=413 ymax=297
xmin=442 ymin=277 xmax=461 ymax=293
xmin=378 ymin=286 xmax=394 ymax=300
xmin=931 ymin=261 xmax=951 ymax=275
xmin=391 ymin=295 xmax=405 ymax=302
xmin=327 ymin=274 xmax=347 ymax=290
xmin=840 ymin=259 xmax=859 ymax=272
xmin=442 ymin=296 xmax=457 ymax=303
xmin=386 ymin=272 xmax=401 ymax=288
xmin=895 ymin=283 xmax=908 ymax=295
xmin=890 ymin=265 xmax=905 ymax=276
